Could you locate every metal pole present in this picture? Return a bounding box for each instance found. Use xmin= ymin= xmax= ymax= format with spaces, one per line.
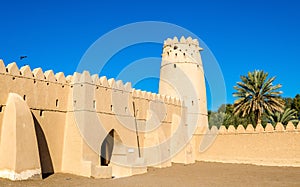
xmin=133 ymin=102 xmax=141 ymax=158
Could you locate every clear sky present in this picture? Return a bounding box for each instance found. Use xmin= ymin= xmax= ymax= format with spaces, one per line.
xmin=1 ymin=0 xmax=299 ymax=110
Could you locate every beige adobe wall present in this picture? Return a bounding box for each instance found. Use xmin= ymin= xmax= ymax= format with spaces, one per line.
xmin=0 ymin=93 xmax=41 ymax=180
xmin=195 ymin=123 xmax=300 ymax=167
xmin=60 ymin=71 xmax=183 ymax=177
xmin=0 ymin=60 xmax=68 ymax=173
xmin=132 ymin=89 xmax=184 ymax=167
xmin=0 ymin=59 xmax=200 ymax=179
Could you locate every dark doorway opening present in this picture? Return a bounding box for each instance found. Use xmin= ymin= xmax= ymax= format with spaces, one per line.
xmin=100 ymin=129 xmax=114 ymax=166
xmin=32 ymin=113 xmax=54 ymax=179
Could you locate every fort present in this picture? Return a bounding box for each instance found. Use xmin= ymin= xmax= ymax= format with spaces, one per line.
xmin=0 ymin=37 xmax=299 ymax=181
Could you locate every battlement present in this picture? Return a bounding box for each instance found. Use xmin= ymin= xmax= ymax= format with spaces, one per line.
xmin=0 ymin=60 xmax=182 ymax=114
xmin=0 ymin=60 xmax=68 ymax=84
xmin=132 ymin=89 xmax=181 ymax=106
xmin=0 ymin=60 xmax=178 ymax=97
xmin=206 ymin=122 xmax=300 ymax=135
xmin=163 ymin=36 xmax=200 ymax=47
xmin=161 ymin=37 xmax=203 ymax=66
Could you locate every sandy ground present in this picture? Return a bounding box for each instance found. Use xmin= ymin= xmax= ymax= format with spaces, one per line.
xmin=1 ymin=162 xmax=300 ymax=187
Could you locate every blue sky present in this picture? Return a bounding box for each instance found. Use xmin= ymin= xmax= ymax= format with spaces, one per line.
xmin=1 ymin=0 xmax=299 ymax=110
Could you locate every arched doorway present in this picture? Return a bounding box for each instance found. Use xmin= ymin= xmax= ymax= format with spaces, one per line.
xmin=100 ymin=129 xmax=114 ymax=166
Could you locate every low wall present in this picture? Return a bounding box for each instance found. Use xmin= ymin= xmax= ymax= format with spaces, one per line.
xmin=195 ymin=122 xmax=300 ymax=167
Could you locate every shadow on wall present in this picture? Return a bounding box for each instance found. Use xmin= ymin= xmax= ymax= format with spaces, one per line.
xmin=101 ymin=129 xmax=114 ymax=166
xmin=32 ymin=113 xmax=54 ymax=179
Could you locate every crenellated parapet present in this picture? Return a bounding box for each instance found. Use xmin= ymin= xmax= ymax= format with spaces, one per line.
xmin=0 ymin=60 xmax=70 ymax=112
xmin=161 ymin=36 xmax=203 ymax=66
xmin=132 ymin=89 xmax=180 ymax=106
xmin=206 ymin=122 xmax=300 ymax=135
xmin=0 ymin=60 xmax=68 ymax=84
xmin=0 ymin=59 xmax=185 ymax=124
xmin=163 ymin=36 xmax=200 ymax=47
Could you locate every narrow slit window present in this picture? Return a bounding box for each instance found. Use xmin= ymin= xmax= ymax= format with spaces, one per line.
xmin=56 ymin=99 xmax=59 ymax=107
xmin=93 ymin=100 xmax=96 ymax=109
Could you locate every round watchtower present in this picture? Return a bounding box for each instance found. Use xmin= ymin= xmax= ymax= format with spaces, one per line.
xmin=159 ymin=36 xmax=208 ymax=128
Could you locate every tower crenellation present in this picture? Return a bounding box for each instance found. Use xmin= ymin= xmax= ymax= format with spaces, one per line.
xmin=162 ymin=36 xmax=203 ymax=66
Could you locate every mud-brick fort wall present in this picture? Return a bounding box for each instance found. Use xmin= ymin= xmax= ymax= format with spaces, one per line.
xmin=0 ymin=60 xmax=183 ymax=178
xmin=195 ymin=123 xmax=300 ymax=167
xmin=0 ymin=61 xmax=69 ymax=174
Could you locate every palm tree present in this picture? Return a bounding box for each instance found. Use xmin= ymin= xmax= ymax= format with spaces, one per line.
xmin=233 ymin=70 xmax=284 ymax=126
xmin=268 ymin=108 xmax=299 ymax=126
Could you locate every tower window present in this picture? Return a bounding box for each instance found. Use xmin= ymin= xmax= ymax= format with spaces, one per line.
xmin=192 ymin=101 xmax=194 ymax=106
xmin=167 ymin=52 xmax=169 ymax=56
xmin=183 ymin=53 xmax=186 ymax=56
xmin=174 ymin=46 xmax=178 ymax=50
xmin=174 ymin=64 xmax=176 ymax=68
xmin=56 ymin=99 xmax=59 ymax=107
xmin=175 ymin=53 xmax=177 ymax=56
xmin=23 ymin=95 xmax=26 ymax=101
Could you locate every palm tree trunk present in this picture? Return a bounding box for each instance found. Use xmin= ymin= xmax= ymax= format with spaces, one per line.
xmin=255 ymin=110 xmax=261 ymax=126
